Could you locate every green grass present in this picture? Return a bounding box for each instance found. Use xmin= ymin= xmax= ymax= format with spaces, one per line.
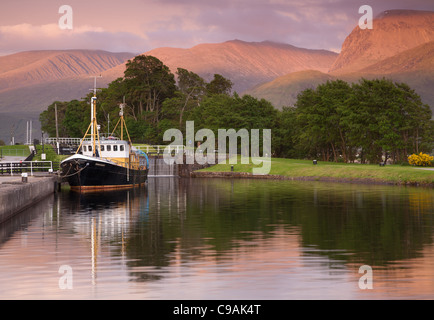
xmin=197 ymin=157 xmax=434 ymax=186
xmin=0 ymin=145 xmax=31 ymax=157
xmin=33 ymin=145 xmax=69 ymax=163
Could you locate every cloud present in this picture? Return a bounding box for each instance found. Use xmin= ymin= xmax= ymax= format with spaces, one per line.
xmin=0 ymin=23 xmax=148 ymax=55
xmin=0 ymin=0 xmax=433 ymax=55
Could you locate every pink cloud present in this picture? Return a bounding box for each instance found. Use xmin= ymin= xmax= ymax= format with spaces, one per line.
xmin=0 ymin=0 xmax=433 ymax=55
xmin=0 ymin=23 xmax=147 ymax=55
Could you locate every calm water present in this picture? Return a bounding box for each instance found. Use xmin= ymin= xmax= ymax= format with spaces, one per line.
xmin=1 ymin=177 xmax=434 ymax=300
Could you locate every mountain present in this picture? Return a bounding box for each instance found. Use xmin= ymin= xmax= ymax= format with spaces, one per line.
xmin=358 ymin=40 xmax=434 ymax=74
xmin=0 ymin=41 xmax=338 ymax=113
xmin=0 ymin=50 xmax=134 ymax=93
xmin=247 ymin=10 xmax=434 ymax=109
xmin=329 ymin=10 xmax=434 ymax=75
xmin=144 ymin=40 xmax=337 ymax=93
xmin=0 ymin=50 xmax=135 ymax=144
xmin=0 ymin=41 xmax=337 ymax=143
xmin=102 ymin=40 xmax=338 ymax=94
xmin=245 ymin=70 xmax=334 ymax=108
xmin=2 ymin=9 xmax=433 ymax=142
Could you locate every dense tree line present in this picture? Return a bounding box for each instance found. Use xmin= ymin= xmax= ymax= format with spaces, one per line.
xmin=40 ymin=55 xmax=433 ymax=163
xmin=289 ymin=79 xmax=433 ymax=163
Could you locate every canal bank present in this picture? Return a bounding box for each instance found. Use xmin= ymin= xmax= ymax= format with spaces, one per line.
xmin=192 ymin=158 xmax=434 ymax=188
xmin=0 ymin=175 xmax=58 ymax=224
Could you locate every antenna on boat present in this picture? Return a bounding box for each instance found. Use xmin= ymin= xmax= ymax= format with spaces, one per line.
xmin=110 ymin=96 xmax=132 ymax=145
xmin=89 ymin=75 xmax=102 ymax=156
xmin=90 ymin=75 xmax=102 ymax=95
xmin=74 ymin=75 xmax=103 ymax=156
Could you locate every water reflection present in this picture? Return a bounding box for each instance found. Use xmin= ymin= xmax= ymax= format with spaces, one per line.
xmin=0 ymin=178 xmax=434 ymax=299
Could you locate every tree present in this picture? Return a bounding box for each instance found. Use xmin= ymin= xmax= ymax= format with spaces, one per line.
xmin=62 ymin=100 xmax=88 ymax=137
xmin=191 ymin=93 xmax=278 ymax=154
xmin=346 ymin=79 xmax=433 ymax=164
xmin=293 ymin=78 xmax=433 ymax=163
xmin=206 ymin=74 xmax=233 ymax=96
xmin=293 ymin=88 xmax=329 ymax=160
xmin=176 ymin=68 xmax=205 ymax=129
xmin=273 ymin=107 xmax=297 ymax=158
xmin=123 ymin=55 xmax=176 ymax=123
xmin=39 ymin=102 xmax=68 ymax=137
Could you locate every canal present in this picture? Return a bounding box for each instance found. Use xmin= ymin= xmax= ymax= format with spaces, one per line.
xmin=1 ymin=177 xmax=434 ymax=299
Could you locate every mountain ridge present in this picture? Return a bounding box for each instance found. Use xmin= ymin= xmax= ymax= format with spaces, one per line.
xmin=102 ymin=39 xmax=338 ymax=94
xmin=247 ymin=10 xmax=434 ymax=109
xmin=0 ymin=50 xmax=135 ymax=93
xmin=329 ymin=9 xmax=434 ymax=74
xmin=1 ymin=9 xmax=434 ymax=142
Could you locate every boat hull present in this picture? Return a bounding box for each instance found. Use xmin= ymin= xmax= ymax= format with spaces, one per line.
xmin=60 ymin=155 xmax=148 ymax=192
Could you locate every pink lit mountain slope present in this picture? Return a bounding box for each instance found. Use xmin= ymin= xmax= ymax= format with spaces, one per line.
xmin=247 ymin=10 xmax=434 ymax=109
xmin=0 ymin=41 xmax=337 ymax=142
xmin=0 ymin=50 xmax=134 ymax=93
xmin=329 ymin=10 xmax=434 ymax=74
xmin=102 ymin=40 xmax=338 ymax=94
xmin=0 ymin=50 xmax=134 ymax=143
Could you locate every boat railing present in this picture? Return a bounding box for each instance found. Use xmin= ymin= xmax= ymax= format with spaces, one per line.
xmin=135 ymin=145 xmax=184 ymax=155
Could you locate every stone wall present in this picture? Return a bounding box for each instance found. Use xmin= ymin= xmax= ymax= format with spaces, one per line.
xmin=0 ymin=176 xmax=57 ymax=223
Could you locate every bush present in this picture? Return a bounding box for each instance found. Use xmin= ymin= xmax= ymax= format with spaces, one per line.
xmin=408 ymin=152 xmax=434 ymax=167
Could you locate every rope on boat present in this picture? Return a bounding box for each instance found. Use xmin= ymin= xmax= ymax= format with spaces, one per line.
xmin=59 ymin=162 xmax=89 ymax=178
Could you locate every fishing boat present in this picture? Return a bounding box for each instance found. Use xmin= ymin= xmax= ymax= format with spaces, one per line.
xmin=60 ymin=83 xmax=149 ymax=192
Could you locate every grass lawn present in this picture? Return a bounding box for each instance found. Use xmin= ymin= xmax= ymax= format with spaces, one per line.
xmin=0 ymin=145 xmax=31 ymax=157
xmin=33 ymin=144 xmax=69 ymax=163
xmin=197 ymin=157 xmax=434 ymax=185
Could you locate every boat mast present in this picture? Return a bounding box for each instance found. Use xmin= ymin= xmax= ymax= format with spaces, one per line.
xmin=110 ymin=97 xmax=132 ymax=146
xmin=90 ymin=75 xmax=102 ymax=156
xmin=73 ymin=76 xmax=102 ymax=155
xmin=119 ymin=101 xmax=124 ymax=141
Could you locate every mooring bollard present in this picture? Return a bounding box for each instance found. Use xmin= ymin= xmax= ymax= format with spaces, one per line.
xmin=21 ymin=172 xmax=28 ymax=183
xmin=231 ymin=165 xmax=234 ymax=172
xmin=313 ymin=160 xmax=317 ymax=165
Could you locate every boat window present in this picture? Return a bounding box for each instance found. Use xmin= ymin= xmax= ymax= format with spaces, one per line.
xmin=101 ymin=145 xmax=105 ymax=151
xmin=113 ymin=145 xmax=118 ymax=152
xmin=120 ymin=145 xmax=124 ymax=152
xmin=88 ymin=146 xmax=92 ymax=152
xmin=83 ymin=146 xmax=87 ymax=152
xmin=107 ymin=145 xmax=111 ymax=151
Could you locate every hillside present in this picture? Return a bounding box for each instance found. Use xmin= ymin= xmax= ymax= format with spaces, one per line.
xmin=0 ymin=50 xmax=134 ymax=94
xmin=0 ymin=41 xmax=337 ymax=143
xmin=144 ymin=40 xmax=338 ymax=93
xmin=1 ymin=9 xmax=433 ymax=142
xmin=0 ymin=41 xmax=337 ymax=113
xmin=247 ymin=41 xmax=434 ymax=109
xmin=358 ymin=40 xmax=434 ymax=74
xmin=330 ymin=10 xmax=434 ymax=75
xmin=248 ymin=10 xmax=434 ymax=110
xmin=245 ymin=70 xmax=334 ymax=109
xmin=0 ymin=50 xmax=135 ymax=116
xmin=103 ymin=40 xmax=338 ymax=94
xmin=0 ymin=50 xmax=134 ymax=143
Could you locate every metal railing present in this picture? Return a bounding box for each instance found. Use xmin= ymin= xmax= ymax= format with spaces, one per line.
xmin=135 ymin=145 xmax=185 ymax=155
xmin=44 ymin=137 xmax=82 ymax=145
xmin=0 ymin=161 xmax=54 ymax=176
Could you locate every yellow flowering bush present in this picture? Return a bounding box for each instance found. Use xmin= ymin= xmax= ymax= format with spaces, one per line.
xmin=408 ymin=152 xmax=434 ymax=167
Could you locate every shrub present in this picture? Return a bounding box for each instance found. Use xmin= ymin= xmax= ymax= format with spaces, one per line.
xmin=408 ymin=152 xmax=434 ymax=167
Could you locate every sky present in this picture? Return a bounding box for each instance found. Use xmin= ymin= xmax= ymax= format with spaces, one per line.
xmin=0 ymin=0 xmax=433 ymax=56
